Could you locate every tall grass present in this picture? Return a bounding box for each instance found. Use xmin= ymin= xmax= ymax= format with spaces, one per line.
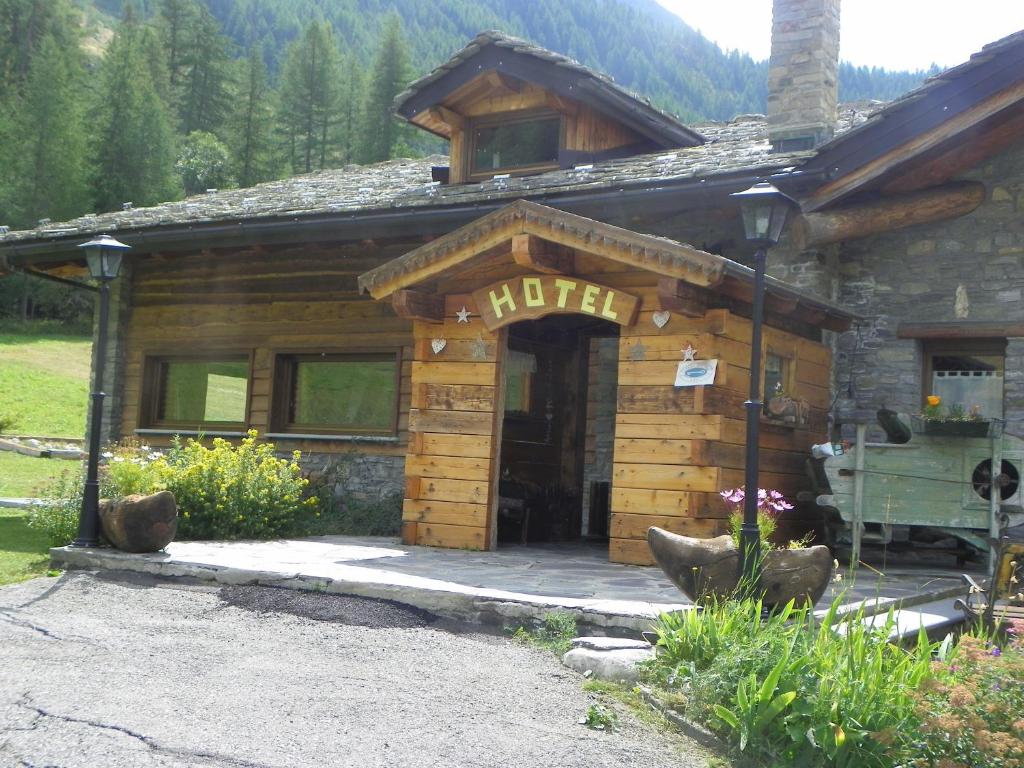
xmin=646 ymin=596 xmax=944 ymax=766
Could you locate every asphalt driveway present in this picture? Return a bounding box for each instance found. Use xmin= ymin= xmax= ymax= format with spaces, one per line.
xmin=0 ymin=571 xmax=716 ymax=767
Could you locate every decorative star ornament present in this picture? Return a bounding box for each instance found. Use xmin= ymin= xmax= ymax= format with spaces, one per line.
xmin=469 ymin=336 xmax=488 ymax=361
xmin=628 ymin=341 xmax=647 ymax=361
xmin=682 ymin=344 xmax=697 ymax=361
xmin=456 ymin=306 xmax=471 ymax=323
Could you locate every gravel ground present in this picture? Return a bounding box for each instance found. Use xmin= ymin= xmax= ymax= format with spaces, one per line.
xmin=0 ymin=571 xmax=718 ymax=768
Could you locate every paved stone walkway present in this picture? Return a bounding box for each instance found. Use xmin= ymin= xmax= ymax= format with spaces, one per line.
xmin=52 ymin=536 xmax=971 ymax=633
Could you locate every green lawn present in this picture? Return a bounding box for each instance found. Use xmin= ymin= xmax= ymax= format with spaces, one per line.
xmin=0 ymin=330 xmax=92 ymax=436
xmin=0 ymin=509 xmax=51 ymax=585
xmin=0 ymin=452 xmax=78 ymax=497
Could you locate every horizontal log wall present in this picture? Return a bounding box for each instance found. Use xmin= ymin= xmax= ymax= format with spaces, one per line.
xmin=121 ymin=244 xmax=415 ymax=462
xmin=610 ymin=304 xmax=832 ymax=566
xmin=401 ymin=302 xmax=504 ymax=551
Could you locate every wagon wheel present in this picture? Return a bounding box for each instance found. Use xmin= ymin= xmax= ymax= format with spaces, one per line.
xmin=971 ymin=459 xmax=1020 ymax=501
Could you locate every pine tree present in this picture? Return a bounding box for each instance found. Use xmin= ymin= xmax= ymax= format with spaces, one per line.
xmin=157 ymin=0 xmax=198 ymax=88
xmin=91 ymin=15 xmax=181 ymax=212
xmin=1 ymin=33 xmax=91 ymax=227
xmin=337 ymin=52 xmax=364 ymax=165
xmin=357 ymin=14 xmax=412 ymax=164
xmin=177 ymin=4 xmax=234 ymax=135
xmin=276 ymin=20 xmax=341 ymax=174
xmin=228 ymin=47 xmax=277 ymax=187
xmin=0 ymin=0 xmax=80 ymax=102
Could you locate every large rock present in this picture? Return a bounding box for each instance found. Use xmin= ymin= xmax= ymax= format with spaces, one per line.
xmin=99 ymin=491 xmax=178 ymax=553
xmin=562 ymin=646 xmax=653 ymax=684
xmin=647 ymin=527 xmax=833 ymax=608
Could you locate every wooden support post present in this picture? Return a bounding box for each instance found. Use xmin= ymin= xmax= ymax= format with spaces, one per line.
xmin=852 ymin=423 xmax=867 ymax=567
xmin=510 ymin=235 xmax=574 ymax=274
xmin=989 ymin=429 xmax=1003 ymax=575
xmin=656 ymin=278 xmax=708 ymax=317
xmin=392 ymin=289 xmax=445 ymax=322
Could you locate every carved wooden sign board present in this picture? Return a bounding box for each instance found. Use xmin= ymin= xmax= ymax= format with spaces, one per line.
xmin=471 ymin=275 xmax=640 ymax=331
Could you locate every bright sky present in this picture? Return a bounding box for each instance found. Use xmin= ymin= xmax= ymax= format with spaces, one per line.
xmin=657 ymin=0 xmax=1024 ymax=70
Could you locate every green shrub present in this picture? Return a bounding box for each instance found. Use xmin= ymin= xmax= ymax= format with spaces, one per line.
xmin=646 ymin=596 xmax=944 ymax=766
xmin=164 ymin=430 xmax=318 ymax=540
xmin=512 ymin=611 xmax=578 ymax=656
xmin=101 ymin=439 xmax=167 ymax=497
xmin=26 ymin=466 xmax=85 ymax=546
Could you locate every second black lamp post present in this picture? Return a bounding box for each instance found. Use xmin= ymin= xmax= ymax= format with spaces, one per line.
xmin=728 ymin=182 xmax=797 ymax=586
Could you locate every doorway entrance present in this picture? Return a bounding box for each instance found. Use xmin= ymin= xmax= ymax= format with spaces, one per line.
xmin=496 ymin=315 xmax=619 ymax=546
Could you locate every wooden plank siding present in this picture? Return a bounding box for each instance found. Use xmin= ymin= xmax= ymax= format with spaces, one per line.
xmin=120 ymin=244 xmax=416 ymax=461
xmin=401 ymin=313 xmax=506 ymax=550
xmin=121 ymin=240 xmax=832 ymax=566
xmin=608 ymin=298 xmax=832 ymax=566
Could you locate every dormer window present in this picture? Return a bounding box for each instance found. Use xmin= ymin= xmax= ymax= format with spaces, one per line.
xmin=469 ymin=110 xmax=561 ymax=180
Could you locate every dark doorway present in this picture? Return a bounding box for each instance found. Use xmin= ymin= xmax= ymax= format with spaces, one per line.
xmin=496 ymin=315 xmax=619 ymax=545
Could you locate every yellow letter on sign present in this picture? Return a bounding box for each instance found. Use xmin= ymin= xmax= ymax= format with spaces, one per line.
xmin=554 ymin=279 xmax=577 ymax=308
xmin=522 ymin=277 xmax=545 ymax=307
xmin=488 ymin=282 xmax=517 ymax=319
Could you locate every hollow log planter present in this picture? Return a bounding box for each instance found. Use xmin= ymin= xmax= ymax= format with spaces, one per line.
xmin=99 ymin=490 xmax=178 ymax=553
xmin=647 ymin=526 xmax=833 ymax=608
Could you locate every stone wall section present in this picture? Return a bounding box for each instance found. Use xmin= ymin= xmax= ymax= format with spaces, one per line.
xmin=85 ymin=262 xmax=133 ymax=447
xmin=830 ymin=142 xmax=1024 ymax=437
xmin=581 ymin=337 xmax=619 ymax=533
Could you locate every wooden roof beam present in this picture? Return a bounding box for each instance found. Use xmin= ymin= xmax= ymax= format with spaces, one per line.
xmin=392 ymin=289 xmax=445 ymax=323
xmin=484 ymin=70 xmax=522 ymax=93
xmin=791 ymin=181 xmax=985 ymax=249
xmin=429 ymin=105 xmax=464 ymax=131
xmin=511 ymin=234 xmax=574 ymax=274
xmin=807 ymin=79 xmax=1024 ymax=211
xmin=657 ymin=278 xmax=709 ymax=317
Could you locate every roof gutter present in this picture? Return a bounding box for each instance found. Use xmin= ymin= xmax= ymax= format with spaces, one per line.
xmin=0 ymin=164 xmax=827 ymax=266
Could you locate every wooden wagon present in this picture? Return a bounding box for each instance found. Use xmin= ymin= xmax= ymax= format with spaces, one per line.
xmin=816 ymin=417 xmax=1024 ymax=564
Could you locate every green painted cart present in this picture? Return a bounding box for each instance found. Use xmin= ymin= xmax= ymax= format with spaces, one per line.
xmin=817 ymin=419 xmax=1024 ymax=563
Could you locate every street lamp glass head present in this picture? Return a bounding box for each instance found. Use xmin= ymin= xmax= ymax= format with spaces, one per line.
xmin=730 ymin=182 xmax=798 ymax=247
xmin=79 ymin=234 xmax=130 ymax=280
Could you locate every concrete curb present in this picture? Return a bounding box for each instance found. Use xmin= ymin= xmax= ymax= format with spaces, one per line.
xmin=51 ymin=546 xmax=683 ymax=634
xmin=637 ymin=685 xmax=730 ymax=754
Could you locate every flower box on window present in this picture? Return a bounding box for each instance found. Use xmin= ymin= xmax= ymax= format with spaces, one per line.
xmin=910 ymin=416 xmax=1001 ymax=438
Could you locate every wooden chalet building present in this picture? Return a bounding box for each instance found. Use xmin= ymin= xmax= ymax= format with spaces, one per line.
xmin=2 ymin=0 xmax=1023 ymax=564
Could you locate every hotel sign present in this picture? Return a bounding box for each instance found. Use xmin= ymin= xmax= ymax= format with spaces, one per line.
xmin=471 ymin=275 xmax=640 ymax=331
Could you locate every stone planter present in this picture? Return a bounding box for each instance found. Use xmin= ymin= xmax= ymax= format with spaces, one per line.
xmin=99 ymin=490 xmax=178 ymax=553
xmin=647 ymin=527 xmax=833 ymax=608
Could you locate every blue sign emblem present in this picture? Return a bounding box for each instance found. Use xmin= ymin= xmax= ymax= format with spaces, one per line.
xmin=685 ymin=367 xmax=708 ymax=377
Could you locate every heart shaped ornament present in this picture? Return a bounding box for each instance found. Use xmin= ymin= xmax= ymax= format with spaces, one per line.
xmin=652 ymin=310 xmax=671 ymax=329
xmin=431 ymin=338 xmax=447 ymax=355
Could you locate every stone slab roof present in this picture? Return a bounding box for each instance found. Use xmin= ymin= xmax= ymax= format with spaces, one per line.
xmin=393 ymin=30 xmax=704 ymax=148
xmin=0 ymin=106 xmax=879 ymax=249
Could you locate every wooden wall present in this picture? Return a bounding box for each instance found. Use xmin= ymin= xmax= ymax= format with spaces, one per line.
xmin=611 ymin=305 xmax=831 ymax=565
xmin=120 ymin=243 xmax=415 ymax=460
xmin=402 ymin=299 xmax=505 ymax=551
xmin=121 ymin=242 xmax=831 ymax=564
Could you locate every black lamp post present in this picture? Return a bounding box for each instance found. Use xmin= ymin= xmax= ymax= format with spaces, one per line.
xmin=71 ymin=234 xmax=130 ymax=548
xmin=728 ymin=182 xmax=797 ymax=586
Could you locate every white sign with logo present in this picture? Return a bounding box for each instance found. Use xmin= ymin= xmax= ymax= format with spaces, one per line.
xmin=674 ymin=358 xmax=719 ymax=387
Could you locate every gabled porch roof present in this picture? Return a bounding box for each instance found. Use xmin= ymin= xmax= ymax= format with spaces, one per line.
xmin=356 ymin=199 xmax=857 ymax=331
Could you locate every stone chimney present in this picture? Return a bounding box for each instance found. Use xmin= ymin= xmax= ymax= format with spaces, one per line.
xmin=767 ymin=0 xmax=841 ymax=151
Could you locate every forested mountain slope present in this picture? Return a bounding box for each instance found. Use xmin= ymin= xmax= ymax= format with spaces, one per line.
xmin=81 ymin=0 xmax=934 ymax=122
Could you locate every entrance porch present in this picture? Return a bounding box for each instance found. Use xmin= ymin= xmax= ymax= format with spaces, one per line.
xmin=357 ymin=200 xmax=854 ymax=564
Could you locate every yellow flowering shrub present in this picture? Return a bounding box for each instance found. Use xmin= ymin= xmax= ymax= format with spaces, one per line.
xmin=165 ymin=430 xmax=317 ymax=540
